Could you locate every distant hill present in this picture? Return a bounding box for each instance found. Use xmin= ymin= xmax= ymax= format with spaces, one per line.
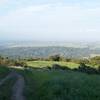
xmin=0 ymin=41 xmax=100 ymax=59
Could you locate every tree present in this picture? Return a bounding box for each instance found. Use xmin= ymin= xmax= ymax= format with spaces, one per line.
xmin=49 ymin=54 xmax=61 ymax=61
xmin=90 ymin=56 xmax=100 ymax=65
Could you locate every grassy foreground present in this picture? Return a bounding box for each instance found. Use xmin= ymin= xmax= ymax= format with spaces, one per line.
xmin=0 ymin=66 xmax=16 ymax=100
xmin=18 ymin=68 xmax=100 ymax=100
xmin=0 ymin=77 xmax=16 ymax=100
xmin=0 ymin=66 xmax=10 ymax=80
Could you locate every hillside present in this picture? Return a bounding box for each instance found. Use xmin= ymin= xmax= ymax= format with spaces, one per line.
xmin=1 ymin=66 xmax=100 ymax=100
xmin=0 ymin=41 xmax=100 ymax=59
xmin=0 ymin=46 xmax=100 ymax=59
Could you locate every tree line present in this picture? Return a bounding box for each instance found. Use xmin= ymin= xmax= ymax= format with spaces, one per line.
xmin=0 ymin=54 xmax=100 ymax=69
xmin=0 ymin=56 xmax=27 ymax=67
xmin=26 ymin=54 xmax=100 ymax=66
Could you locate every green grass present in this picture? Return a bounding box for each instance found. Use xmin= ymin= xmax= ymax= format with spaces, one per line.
xmin=0 ymin=77 xmax=17 ymax=100
xmin=0 ymin=66 xmax=10 ymax=80
xmin=27 ymin=61 xmax=79 ymax=69
xmin=19 ymin=68 xmax=100 ymax=100
xmin=0 ymin=66 xmax=16 ymax=100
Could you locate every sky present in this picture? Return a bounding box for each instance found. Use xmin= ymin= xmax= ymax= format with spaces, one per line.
xmin=0 ymin=0 xmax=100 ymax=42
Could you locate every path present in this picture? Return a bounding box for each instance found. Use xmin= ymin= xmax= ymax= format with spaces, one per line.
xmin=11 ymin=73 xmax=25 ymax=100
xmin=0 ymin=69 xmax=25 ymax=100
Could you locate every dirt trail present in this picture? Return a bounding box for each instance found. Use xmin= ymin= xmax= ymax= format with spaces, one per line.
xmin=0 ymin=69 xmax=25 ymax=100
xmin=0 ymin=72 xmax=14 ymax=86
xmin=11 ymin=73 xmax=25 ymax=100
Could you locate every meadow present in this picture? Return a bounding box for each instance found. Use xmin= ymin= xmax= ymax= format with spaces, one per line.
xmin=20 ymin=68 xmax=100 ymax=100
xmin=27 ymin=61 xmax=79 ymax=69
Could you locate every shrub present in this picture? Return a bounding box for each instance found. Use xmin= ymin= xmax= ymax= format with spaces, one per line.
xmin=49 ymin=55 xmax=61 ymax=61
xmin=52 ymin=64 xmax=69 ymax=70
xmin=52 ymin=64 xmax=62 ymax=69
xmin=78 ymin=63 xmax=97 ymax=74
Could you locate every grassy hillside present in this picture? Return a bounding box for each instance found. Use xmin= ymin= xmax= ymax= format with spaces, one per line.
xmin=1 ymin=62 xmax=100 ymax=100
xmin=20 ymin=69 xmax=100 ymax=100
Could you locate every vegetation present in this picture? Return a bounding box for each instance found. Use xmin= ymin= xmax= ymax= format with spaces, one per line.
xmin=90 ymin=56 xmax=100 ymax=66
xmin=0 ymin=54 xmax=100 ymax=100
xmin=0 ymin=66 xmax=16 ymax=100
xmin=27 ymin=61 xmax=79 ymax=69
xmin=0 ymin=77 xmax=16 ymax=100
xmin=0 ymin=56 xmax=27 ymax=68
xmin=18 ymin=68 xmax=100 ymax=100
xmin=0 ymin=66 xmax=10 ymax=80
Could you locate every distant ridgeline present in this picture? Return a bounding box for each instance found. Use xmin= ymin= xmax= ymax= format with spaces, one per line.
xmin=0 ymin=46 xmax=100 ymax=59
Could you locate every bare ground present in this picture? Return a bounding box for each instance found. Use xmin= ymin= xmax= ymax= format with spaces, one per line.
xmin=11 ymin=73 xmax=25 ymax=100
xmin=0 ymin=70 xmax=25 ymax=100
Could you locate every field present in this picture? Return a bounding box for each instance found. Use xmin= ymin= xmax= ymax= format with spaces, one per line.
xmin=19 ymin=68 xmax=100 ymax=100
xmin=27 ymin=61 xmax=79 ymax=69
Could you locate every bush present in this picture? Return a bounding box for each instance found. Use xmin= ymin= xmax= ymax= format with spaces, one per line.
xmin=52 ymin=64 xmax=69 ymax=70
xmin=90 ymin=56 xmax=100 ymax=66
xmin=52 ymin=64 xmax=62 ymax=69
xmin=49 ymin=55 xmax=61 ymax=61
xmin=47 ymin=66 xmax=51 ymax=70
xmin=78 ymin=63 xmax=98 ymax=74
xmin=14 ymin=61 xmax=27 ymax=67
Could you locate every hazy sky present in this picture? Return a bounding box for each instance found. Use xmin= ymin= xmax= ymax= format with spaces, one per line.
xmin=0 ymin=0 xmax=100 ymax=41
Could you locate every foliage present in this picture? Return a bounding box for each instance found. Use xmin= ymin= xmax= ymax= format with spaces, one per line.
xmin=48 ymin=54 xmax=61 ymax=61
xmin=0 ymin=65 xmax=10 ymax=79
xmin=14 ymin=60 xmax=27 ymax=67
xmin=90 ymin=56 xmax=100 ymax=65
xmin=77 ymin=63 xmax=98 ymax=74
